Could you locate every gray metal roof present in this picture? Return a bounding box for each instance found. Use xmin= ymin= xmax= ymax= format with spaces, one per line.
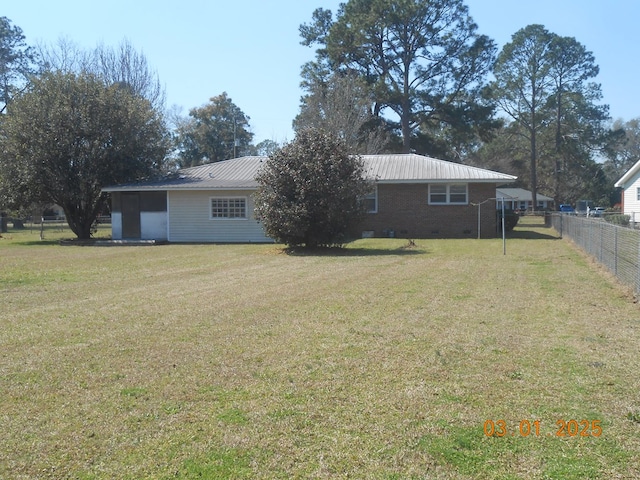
xmin=103 ymin=156 xmax=265 ymax=191
xmin=496 ymin=188 xmax=553 ymax=202
xmin=362 ymin=154 xmax=516 ymax=183
xmin=103 ymin=154 xmax=516 ymax=192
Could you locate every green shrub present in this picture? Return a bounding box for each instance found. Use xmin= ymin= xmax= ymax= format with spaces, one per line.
xmin=606 ymin=214 xmax=630 ymax=226
xmin=254 ymin=128 xmax=370 ymax=248
xmin=497 ymin=209 xmax=519 ymax=232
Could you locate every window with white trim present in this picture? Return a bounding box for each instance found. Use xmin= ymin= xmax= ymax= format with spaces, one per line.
xmin=364 ymin=187 xmax=378 ymax=213
xmin=428 ymin=184 xmax=468 ymax=205
xmin=210 ymin=197 xmax=247 ymax=219
xmin=636 ymin=187 xmax=640 ymax=201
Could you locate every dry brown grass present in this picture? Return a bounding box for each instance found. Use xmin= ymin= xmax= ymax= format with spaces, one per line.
xmin=1 ymin=220 xmax=640 ymax=479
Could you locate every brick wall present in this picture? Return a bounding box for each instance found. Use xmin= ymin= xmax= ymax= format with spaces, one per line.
xmin=357 ymin=183 xmax=498 ymax=239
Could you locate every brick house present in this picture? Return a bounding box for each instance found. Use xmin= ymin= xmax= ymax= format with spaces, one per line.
xmin=362 ymin=182 xmax=499 ymax=238
xmin=103 ymin=154 xmax=516 ymax=242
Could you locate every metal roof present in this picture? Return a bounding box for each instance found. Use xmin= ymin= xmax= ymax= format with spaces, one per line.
xmin=496 ymin=188 xmax=553 ymax=202
xmin=103 ymin=156 xmax=265 ymax=191
xmin=103 ymin=154 xmax=516 ymax=192
xmin=362 ymin=154 xmax=516 ymax=183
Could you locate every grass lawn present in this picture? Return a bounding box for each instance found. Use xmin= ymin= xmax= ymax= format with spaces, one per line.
xmin=1 ymin=218 xmax=640 ymax=479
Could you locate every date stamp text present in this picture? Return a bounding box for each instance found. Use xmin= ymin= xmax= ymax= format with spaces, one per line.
xmin=484 ymin=419 xmax=602 ymax=438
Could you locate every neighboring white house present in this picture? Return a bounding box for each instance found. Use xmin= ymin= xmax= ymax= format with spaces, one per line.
xmin=614 ymin=159 xmax=640 ymax=216
xmin=103 ymin=154 xmax=516 ymax=242
xmin=45 ymin=204 xmax=66 ymax=219
xmin=496 ymin=188 xmax=554 ymax=211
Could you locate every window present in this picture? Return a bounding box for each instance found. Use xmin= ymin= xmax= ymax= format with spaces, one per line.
xmin=364 ymin=188 xmax=378 ymax=213
xmin=636 ymin=187 xmax=640 ymax=201
xmin=210 ymin=197 xmax=247 ymax=219
xmin=429 ymin=184 xmax=468 ymax=205
xmin=449 ymin=184 xmax=467 ymax=203
xmin=429 ymin=185 xmax=448 ymax=203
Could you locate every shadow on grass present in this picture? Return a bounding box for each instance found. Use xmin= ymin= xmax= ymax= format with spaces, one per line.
xmin=282 ymin=245 xmax=428 ymax=257
xmin=508 ymin=228 xmax=560 ymax=240
xmin=5 ymin=239 xmax=61 ymax=246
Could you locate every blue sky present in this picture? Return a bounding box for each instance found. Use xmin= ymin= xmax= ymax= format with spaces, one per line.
xmin=4 ymin=1 xmax=639 ymax=145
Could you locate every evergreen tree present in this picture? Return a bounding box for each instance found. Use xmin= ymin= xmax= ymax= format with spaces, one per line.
xmin=300 ymin=0 xmax=497 ymax=156
xmin=489 ymin=25 xmax=610 ymax=206
xmin=174 ymin=92 xmax=253 ymax=167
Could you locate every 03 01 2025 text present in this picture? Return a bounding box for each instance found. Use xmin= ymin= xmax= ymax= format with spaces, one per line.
xmin=484 ymin=419 xmax=602 ymax=438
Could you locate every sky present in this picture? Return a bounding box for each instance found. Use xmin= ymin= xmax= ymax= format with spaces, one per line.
xmin=4 ymin=1 xmax=640 ymax=145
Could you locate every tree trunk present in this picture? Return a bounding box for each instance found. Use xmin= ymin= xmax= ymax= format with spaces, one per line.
xmin=401 ymin=113 xmax=411 ymax=154
xmin=530 ymin=126 xmax=538 ymax=212
xmin=64 ymin=208 xmax=93 ymax=239
xmin=401 ymin=69 xmax=412 ymax=154
xmin=554 ymin=91 xmax=563 ymax=205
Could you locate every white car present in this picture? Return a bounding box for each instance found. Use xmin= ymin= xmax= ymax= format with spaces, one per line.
xmin=589 ymin=207 xmax=605 ymax=217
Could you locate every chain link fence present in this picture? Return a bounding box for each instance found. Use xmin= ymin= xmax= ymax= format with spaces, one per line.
xmin=550 ymin=213 xmax=640 ymax=294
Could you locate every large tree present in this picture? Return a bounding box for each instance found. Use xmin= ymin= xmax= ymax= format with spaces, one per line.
xmin=253 ymin=139 xmax=282 ymax=156
xmin=174 ymin=92 xmax=253 ymax=167
xmin=254 ymin=128 xmax=370 ymax=248
xmin=0 ymin=71 xmax=169 ymax=239
xmin=294 ymin=72 xmax=389 ymax=154
xmin=300 ymin=0 xmax=497 ymax=155
xmin=38 ymin=38 xmax=164 ymax=110
xmin=490 ymin=25 xmax=554 ymax=209
xmin=489 ymin=25 xmax=609 ymax=206
xmin=470 ymin=119 xmax=610 ymax=207
xmin=92 ymin=40 xmax=165 ymax=110
xmin=0 ymin=16 xmax=38 ymax=113
xmin=602 ymin=119 xmax=640 ymax=183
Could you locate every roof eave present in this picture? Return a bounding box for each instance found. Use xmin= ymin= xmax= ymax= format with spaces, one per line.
xmin=615 ymin=158 xmax=640 ymax=188
xmin=374 ymin=178 xmax=517 ymax=184
xmin=103 ymin=186 xmax=258 ymax=192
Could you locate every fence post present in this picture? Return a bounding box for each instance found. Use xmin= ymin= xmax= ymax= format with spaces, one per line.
xmin=600 ymin=221 xmax=603 ymax=263
xmin=614 ymin=226 xmax=618 ymax=276
xmin=637 ymin=234 xmax=640 ymax=296
xmin=559 ymin=214 xmax=563 ymax=238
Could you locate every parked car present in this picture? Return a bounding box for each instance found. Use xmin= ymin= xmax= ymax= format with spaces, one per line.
xmin=559 ymin=204 xmax=575 ymax=213
xmin=589 ymin=207 xmax=605 ymax=217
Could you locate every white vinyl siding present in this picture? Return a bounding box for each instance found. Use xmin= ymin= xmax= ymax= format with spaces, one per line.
xmin=620 ymin=173 xmax=640 ymax=216
xmin=168 ymin=190 xmax=272 ymax=243
xmin=617 ymin=165 xmax=640 ymax=216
